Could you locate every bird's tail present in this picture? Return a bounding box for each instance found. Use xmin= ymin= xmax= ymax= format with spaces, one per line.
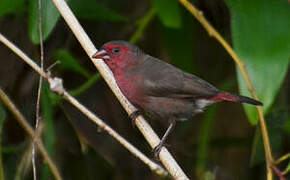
xmin=209 ymin=92 xmax=263 ymax=106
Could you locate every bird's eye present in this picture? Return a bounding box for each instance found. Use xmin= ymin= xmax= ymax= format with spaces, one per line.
xmin=112 ymin=47 xmax=120 ymax=54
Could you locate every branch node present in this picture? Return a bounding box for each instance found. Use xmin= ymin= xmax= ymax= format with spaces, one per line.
xmin=48 ymin=77 xmax=64 ymax=95
xmin=198 ymin=11 xmax=203 ymax=16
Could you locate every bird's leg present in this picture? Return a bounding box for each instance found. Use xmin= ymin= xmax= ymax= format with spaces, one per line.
xmin=153 ymin=120 xmax=176 ymax=158
xmin=129 ymin=110 xmax=142 ymax=128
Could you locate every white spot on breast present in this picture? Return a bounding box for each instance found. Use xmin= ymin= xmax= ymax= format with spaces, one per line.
xmin=196 ymin=99 xmax=214 ymax=109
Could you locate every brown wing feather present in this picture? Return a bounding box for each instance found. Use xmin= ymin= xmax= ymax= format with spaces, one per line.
xmin=129 ymin=55 xmax=219 ymax=99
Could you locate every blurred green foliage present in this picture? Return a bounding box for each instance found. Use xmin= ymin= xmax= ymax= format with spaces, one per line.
xmin=0 ymin=0 xmax=289 ymax=179
xmin=27 ymin=0 xmax=127 ymax=44
xmin=70 ymin=0 xmax=127 ymax=22
xmin=152 ymin=0 xmax=182 ymax=28
xmin=225 ymin=0 xmax=290 ymax=124
xmin=160 ymin=13 xmax=195 ymax=73
xmin=0 ymin=0 xmax=25 ymax=17
xmin=286 ymin=162 xmax=290 ymax=176
xmin=41 ymin=84 xmax=56 ymax=179
xmin=28 ymin=0 xmax=60 ymax=44
xmin=250 ymin=111 xmax=286 ymax=166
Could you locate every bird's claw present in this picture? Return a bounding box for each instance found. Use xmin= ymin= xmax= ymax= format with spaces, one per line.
xmin=153 ymin=143 xmax=169 ymax=159
xmin=129 ymin=110 xmax=141 ymax=128
xmin=153 ymin=143 xmax=162 ymax=159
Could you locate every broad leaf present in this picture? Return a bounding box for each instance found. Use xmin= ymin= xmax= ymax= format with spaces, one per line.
xmin=225 ymin=0 xmax=290 ymax=124
xmin=28 ymin=0 xmax=60 ymax=44
xmin=40 ymin=84 xmax=56 ymax=180
xmin=152 ymin=0 xmax=182 ymax=28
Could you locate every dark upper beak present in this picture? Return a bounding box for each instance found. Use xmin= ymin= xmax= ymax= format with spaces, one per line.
xmin=92 ymin=49 xmax=108 ymax=59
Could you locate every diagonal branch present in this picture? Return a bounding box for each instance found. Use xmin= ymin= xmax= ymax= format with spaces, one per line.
xmin=50 ymin=0 xmax=189 ymax=179
xmin=0 ymin=87 xmax=62 ymax=180
xmin=0 ymin=33 xmax=168 ymax=177
xmin=178 ymin=0 xmax=273 ymax=179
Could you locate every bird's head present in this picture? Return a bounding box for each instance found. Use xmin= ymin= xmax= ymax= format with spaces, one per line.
xmin=92 ymin=40 xmax=142 ymax=72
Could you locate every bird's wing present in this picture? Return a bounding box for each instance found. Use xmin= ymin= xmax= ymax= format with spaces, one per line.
xmin=131 ymin=55 xmax=219 ymax=99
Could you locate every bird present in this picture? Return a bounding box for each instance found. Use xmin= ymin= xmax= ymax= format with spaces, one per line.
xmin=92 ymin=40 xmax=262 ymax=157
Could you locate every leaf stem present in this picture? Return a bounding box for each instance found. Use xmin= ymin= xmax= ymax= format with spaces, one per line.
xmin=70 ymin=73 xmax=101 ymax=96
xmin=178 ymin=0 xmax=273 ymax=179
xmin=275 ymin=153 xmax=290 ymax=165
xmin=129 ymin=8 xmax=156 ymax=44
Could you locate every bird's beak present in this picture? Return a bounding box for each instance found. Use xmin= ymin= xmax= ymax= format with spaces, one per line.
xmin=92 ymin=49 xmax=110 ymax=60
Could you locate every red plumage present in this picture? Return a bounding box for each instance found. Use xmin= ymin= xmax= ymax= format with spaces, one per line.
xmin=93 ymin=40 xmax=262 ymax=156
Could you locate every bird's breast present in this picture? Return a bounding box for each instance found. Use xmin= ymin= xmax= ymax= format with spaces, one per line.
xmin=114 ymin=71 xmax=147 ymax=107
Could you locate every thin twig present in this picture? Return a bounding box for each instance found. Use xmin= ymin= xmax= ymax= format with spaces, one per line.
xmin=275 ymin=153 xmax=290 ymax=165
xmin=0 ymin=88 xmax=62 ymax=180
xmin=50 ymin=0 xmax=188 ymax=179
xmin=178 ymin=0 xmax=273 ymax=179
xmin=0 ymin=33 xmax=168 ymax=177
xmin=15 ymin=142 xmax=33 ymax=180
xmin=15 ymin=122 xmax=44 ymax=180
xmin=61 ymin=90 xmax=167 ymax=176
xmin=32 ymin=0 xmax=45 ymax=178
xmin=275 ymin=153 xmax=290 ymax=176
xmin=282 ymin=167 xmax=289 ymax=176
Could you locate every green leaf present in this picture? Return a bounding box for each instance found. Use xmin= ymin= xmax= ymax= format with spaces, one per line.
xmin=40 ymin=83 xmax=55 ymax=180
xmin=54 ymin=49 xmax=90 ymax=78
xmin=152 ymin=0 xmax=182 ymax=28
xmin=225 ymin=0 xmax=290 ymax=124
xmin=69 ymin=0 xmax=127 ymax=22
xmin=0 ymin=0 xmax=25 ymax=17
xmin=28 ymin=0 xmax=60 ymax=44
